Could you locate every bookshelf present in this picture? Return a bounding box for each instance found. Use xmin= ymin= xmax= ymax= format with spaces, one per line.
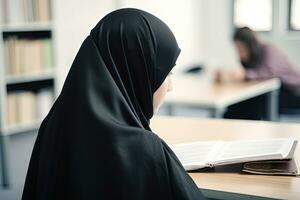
xmin=0 ymin=0 xmax=55 ymax=186
xmin=0 ymin=0 xmax=55 ymax=136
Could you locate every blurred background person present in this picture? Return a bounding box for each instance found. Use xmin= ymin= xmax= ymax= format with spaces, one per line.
xmin=216 ymin=27 xmax=300 ymax=120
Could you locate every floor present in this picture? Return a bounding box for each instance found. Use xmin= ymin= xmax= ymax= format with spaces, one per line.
xmin=0 ymin=131 xmax=37 ymax=200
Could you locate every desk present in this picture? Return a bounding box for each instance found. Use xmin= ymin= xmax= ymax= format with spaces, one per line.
xmin=151 ymin=116 xmax=300 ymax=200
xmin=165 ymin=75 xmax=281 ymax=120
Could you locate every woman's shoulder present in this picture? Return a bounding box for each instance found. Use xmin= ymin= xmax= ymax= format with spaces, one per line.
xmin=260 ymin=41 xmax=295 ymax=71
xmin=260 ymin=42 xmax=282 ymax=56
xmin=260 ymin=41 xmax=286 ymax=62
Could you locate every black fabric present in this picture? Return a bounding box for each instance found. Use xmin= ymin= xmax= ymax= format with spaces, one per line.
xmin=224 ymin=87 xmax=300 ymax=120
xmin=22 ymin=8 xmax=204 ymax=200
xmin=279 ymin=87 xmax=300 ymax=112
xmin=224 ymin=95 xmax=267 ymax=120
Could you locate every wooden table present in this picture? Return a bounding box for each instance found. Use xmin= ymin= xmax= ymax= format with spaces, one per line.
xmin=165 ymin=75 xmax=281 ymax=120
xmin=151 ymin=116 xmax=300 ymax=200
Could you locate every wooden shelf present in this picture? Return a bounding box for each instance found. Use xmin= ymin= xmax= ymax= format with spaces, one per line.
xmin=5 ymin=71 xmax=55 ymax=85
xmin=1 ymin=22 xmax=52 ymax=32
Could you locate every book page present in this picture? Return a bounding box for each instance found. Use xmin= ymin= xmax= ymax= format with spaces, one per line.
xmin=170 ymin=141 xmax=224 ymax=170
xmin=213 ymin=138 xmax=296 ymax=166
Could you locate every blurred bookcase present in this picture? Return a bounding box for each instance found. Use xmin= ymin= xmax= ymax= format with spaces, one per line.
xmin=0 ymin=0 xmax=56 ymax=137
xmin=0 ymin=0 xmax=55 ymax=187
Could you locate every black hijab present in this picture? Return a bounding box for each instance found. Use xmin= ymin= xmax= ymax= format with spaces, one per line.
xmin=22 ymin=8 xmax=205 ymax=200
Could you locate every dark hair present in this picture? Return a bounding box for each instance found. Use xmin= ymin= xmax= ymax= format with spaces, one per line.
xmin=233 ymin=27 xmax=264 ymax=68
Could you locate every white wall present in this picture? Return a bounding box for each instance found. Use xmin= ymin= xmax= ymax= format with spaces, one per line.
xmin=258 ymin=0 xmax=300 ymax=68
xmin=199 ymin=0 xmax=239 ymax=68
xmin=53 ymin=0 xmax=205 ymax=92
xmin=120 ymin=0 xmax=204 ymax=73
xmin=200 ymin=0 xmax=300 ymax=69
xmin=119 ymin=0 xmax=300 ymax=70
xmin=53 ymin=0 xmax=300 ymax=94
xmin=52 ymin=0 xmax=117 ymax=92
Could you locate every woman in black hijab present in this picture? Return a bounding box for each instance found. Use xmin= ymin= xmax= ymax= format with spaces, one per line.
xmin=22 ymin=8 xmax=205 ymax=200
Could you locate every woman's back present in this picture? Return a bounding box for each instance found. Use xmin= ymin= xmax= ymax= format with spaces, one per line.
xmin=22 ymin=8 xmax=205 ymax=200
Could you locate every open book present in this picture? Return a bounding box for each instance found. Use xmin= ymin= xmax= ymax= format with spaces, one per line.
xmin=170 ymin=138 xmax=297 ymax=171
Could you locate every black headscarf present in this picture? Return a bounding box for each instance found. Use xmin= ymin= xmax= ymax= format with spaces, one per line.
xmin=22 ymin=8 xmax=204 ymax=200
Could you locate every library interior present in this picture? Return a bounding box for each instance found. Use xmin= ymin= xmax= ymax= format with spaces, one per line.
xmin=0 ymin=0 xmax=300 ymax=200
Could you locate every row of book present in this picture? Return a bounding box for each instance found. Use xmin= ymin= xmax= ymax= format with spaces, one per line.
xmin=4 ymin=38 xmax=53 ymax=76
xmin=2 ymin=0 xmax=51 ymax=24
xmin=6 ymin=89 xmax=54 ymax=127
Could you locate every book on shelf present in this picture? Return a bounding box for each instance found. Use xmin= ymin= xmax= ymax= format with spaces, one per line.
xmin=6 ymin=93 xmax=18 ymax=126
xmin=6 ymin=89 xmax=54 ymax=128
xmin=18 ymin=91 xmax=36 ymax=124
xmin=2 ymin=0 xmax=51 ymax=24
xmin=43 ymin=39 xmax=53 ymax=70
xmin=170 ymin=138 xmax=299 ymax=175
xmin=3 ymin=37 xmax=53 ymax=76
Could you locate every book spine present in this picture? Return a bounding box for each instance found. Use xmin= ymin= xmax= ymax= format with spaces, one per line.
xmin=6 ymin=89 xmax=54 ymax=127
xmin=3 ymin=0 xmax=51 ymax=24
xmin=4 ymin=38 xmax=53 ymax=76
